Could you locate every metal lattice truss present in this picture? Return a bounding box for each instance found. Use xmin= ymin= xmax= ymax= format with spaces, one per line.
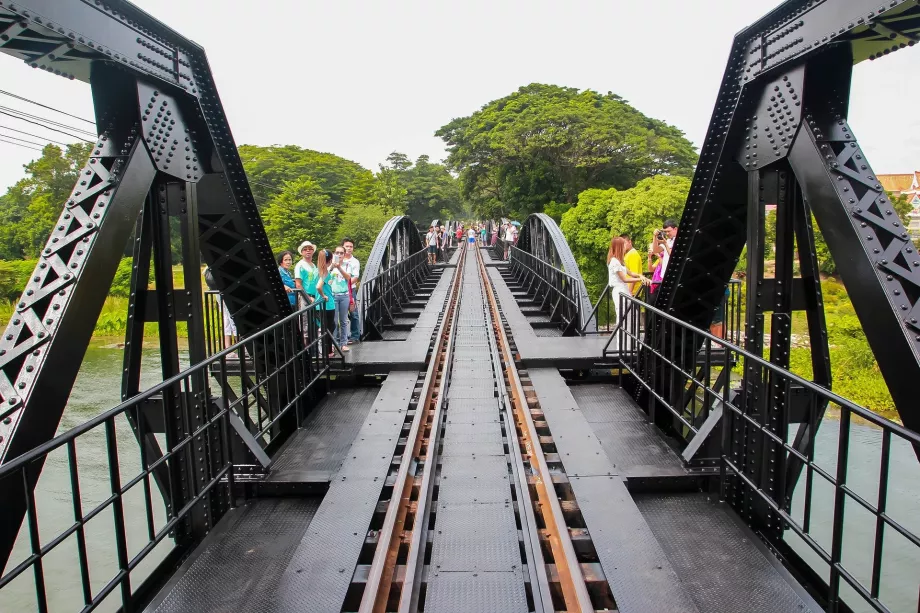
xmin=0 ymin=0 xmax=290 ymax=463
xmin=655 ymin=0 xmax=920 ymax=432
xmin=516 ymin=213 xmax=594 ymax=332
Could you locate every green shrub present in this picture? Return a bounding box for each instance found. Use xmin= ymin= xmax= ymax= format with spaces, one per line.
xmin=109 ymin=258 xmax=134 ymax=297
xmin=0 ymin=259 xmax=38 ymax=301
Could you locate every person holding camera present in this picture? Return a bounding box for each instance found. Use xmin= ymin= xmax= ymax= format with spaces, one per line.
xmin=608 ymin=236 xmax=650 ymax=330
xmin=649 ymin=219 xmax=678 ymax=294
xmin=323 ymin=246 xmax=352 ymax=353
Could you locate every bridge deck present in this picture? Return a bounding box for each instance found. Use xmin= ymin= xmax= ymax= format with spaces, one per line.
xmin=145 ymin=246 xmax=819 ymax=613
xmin=345 ymin=249 xmax=460 ymax=373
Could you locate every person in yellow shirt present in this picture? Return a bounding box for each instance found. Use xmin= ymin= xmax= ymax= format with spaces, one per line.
xmin=619 ymin=234 xmax=644 ymax=295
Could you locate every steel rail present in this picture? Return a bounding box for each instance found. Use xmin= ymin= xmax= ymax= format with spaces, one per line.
xmin=358 ymin=246 xmax=466 ymax=613
xmin=396 ymin=252 xmax=464 ymax=612
xmin=475 ymin=246 xmax=595 ymax=612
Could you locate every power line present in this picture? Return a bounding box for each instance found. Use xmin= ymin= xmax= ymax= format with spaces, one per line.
xmin=0 ymin=137 xmax=43 ymax=151
xmin=0 ymin=89 xmax=94 ymax=125
xmin=0 ymin=105 xmax=96 ymax=136
xmin=0 ymin=110 xmax=94 ymax=143
xmin=249 ymin=179 xmax=286 ymax=194
xmin=0 ymin=125 xmax=73 ymax=147
xmin=0 ymin=133 xmax=45 ymax=147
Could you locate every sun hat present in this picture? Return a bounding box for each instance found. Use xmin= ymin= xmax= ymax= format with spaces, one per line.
xmin=298 ymin=241 xmax=315 ymax=252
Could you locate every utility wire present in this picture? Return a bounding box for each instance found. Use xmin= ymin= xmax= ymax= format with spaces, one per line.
xmin=249 ymin=179 xmax=286 ymax=194
xmin=0 ymin=125 xmax=73 ymax=147
xmin=0 ymin=89 xmax=94 ymax=125
xmin=0 ymin=110 xmax=94 ymax=142
xmin=0 ymin=137 xmax=43 ymax=151
xmin=0 ymin=105 xmax=96 ymax=136
xmin=0 ymin=133 xmax=46 ymax=147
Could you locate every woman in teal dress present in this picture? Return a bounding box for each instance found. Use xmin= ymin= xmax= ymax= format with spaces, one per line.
xmin=315 ymin=249 xmax=339 ymax=358
xmin=277 ymin=251 xmax=297 ymax=307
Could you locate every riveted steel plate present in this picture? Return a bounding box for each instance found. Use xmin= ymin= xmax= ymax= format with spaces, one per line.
xmin=443 ymin=420 xmax=503 ymax=439
xmin=589 ymin=421 xmax=688 ymax=478
xmin=430 ymin=502 xmax=520 ymax=572
xmin=447 ymin=385 xmax=497 ymax=399
xmin=569 ymin=383 xmax=647 ymax=423
xmin=269 ymin=388 xmax=379 ymax=483
xmin=439 ymin=454 xmax=508 ymax=480
xmin=634 ymin=493 xmax=817 ymax=613
xmin=148 ymin=498 xmax=320 ymax=613
xmin=435 ymin=474 xmax=512 ymax=505
xmin=424 ymin=570 xmax=527 ymax=613
xmin=440 ymin=439 xmax=505 ymax=457
xmin=568 ymin=476 xmax=700 ymax=613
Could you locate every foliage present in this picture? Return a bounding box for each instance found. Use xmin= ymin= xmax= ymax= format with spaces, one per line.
xmin=0 ymin=143 xmax=94 ymax=259
xmin=560 ymin=175 xmax=691 ymax=298
xmin=262 ymin=177 xmax=338 ymax=253
xmin=437 ymin=83 xmax=697 ymax=219
xmin=238 ymin=145 xmax=368 ymax=209
xmin=336 ymin=203 xmax=393 ymax=263
xmin=110 ymin=258 xmax=134 ymax=298
xmin=403 ymin=154 xmax=465 ymax=223
xmin=0 ymin=259 xmax=38 ymax=300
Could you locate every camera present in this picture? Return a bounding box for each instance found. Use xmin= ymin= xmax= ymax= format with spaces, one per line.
xmin=656 ymin=230 xmax=667 ymax=241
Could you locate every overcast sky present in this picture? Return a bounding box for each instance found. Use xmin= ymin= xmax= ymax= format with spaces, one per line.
xmin=0 ymin=0 xmax=917 ymax=192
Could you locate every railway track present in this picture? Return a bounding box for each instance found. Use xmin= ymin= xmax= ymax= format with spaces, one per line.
xmin=349 ymin=245 xmax=615 ymax=612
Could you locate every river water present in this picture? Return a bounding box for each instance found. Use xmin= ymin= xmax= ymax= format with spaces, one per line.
xmin=3 ymin=344 xmax=919 ymax=612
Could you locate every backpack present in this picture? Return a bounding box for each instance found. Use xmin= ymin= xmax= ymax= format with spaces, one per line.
xmin=203 ymin=267 xmax=218 ymax=290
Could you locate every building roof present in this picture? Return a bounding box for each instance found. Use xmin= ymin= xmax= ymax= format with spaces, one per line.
xmin=878 ymin=173 xmax=917 ymax=193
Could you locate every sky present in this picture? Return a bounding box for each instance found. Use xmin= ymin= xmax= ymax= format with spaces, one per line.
xmin=0 ymin=0 xmax=918 ymax=192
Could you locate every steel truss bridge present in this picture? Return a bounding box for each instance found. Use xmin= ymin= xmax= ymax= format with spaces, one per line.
xmin=0 ymin=1 xmax=919 ymax=612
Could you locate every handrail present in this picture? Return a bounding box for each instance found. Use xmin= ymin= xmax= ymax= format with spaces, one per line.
xmin=506 ymin=245 xmax=583 ymax=335
xmin=0 ymin=299 xmax=322 ymax=476
xmin=360 ymin=248 xmax=430 ymax=340
xmin=611 ymin=289 xmax=920 ymax=613
xmin=0 ymin=298 xmax=329 ymax=611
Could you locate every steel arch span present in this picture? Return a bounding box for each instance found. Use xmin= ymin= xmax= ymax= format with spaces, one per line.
xmin=358 ymin=216 xmax=428 ymax=340
xmin=516 ymin=213 xmax=595 ymax=333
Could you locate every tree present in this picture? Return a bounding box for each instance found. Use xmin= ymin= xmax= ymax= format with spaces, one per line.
xmin=560 ymin=175 xmax=691 ymax=299
xmin=403 ymin=155 xmax=464 ymax=224
xmin=0 ymin=142 xmax=93 ymax=259
xmin=238 ymin=145 xmax=368 ymax=209
xmin=336 ymin=203 xmax=392 ymax=262
xmin=262 ymin=177 xmax=338 ymax=253
xmin=437 ymin=83 xmax=697 ymax=218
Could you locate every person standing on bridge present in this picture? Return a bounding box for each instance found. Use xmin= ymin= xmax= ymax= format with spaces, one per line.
xmin=467 ymin=226 xmax=476 ymax=249
xmin=295 ymin=241 xmax=318 ymax=303
xmin=619 ymin=234 xmax=644 ymax=296
xmin=277 ymin=251 xmax=297 ymax=307
xmin=608 ymin=237 xmax=650 ymax=331
xmin=328 ymin=246 xmax=352 ymax=353
xmin=650 ymin=219 xmax=678 ymax=295
xmin=426 ymin=226 xmax=439 ymax=265
xmin=341 ymin=238 xmax=361 ymax=344
xmin=316 ymin=249 xmax=342 ymax=359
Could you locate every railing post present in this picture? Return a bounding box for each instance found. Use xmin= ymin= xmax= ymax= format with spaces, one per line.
xmin=827 ymin=408 xmax=851 ymax=612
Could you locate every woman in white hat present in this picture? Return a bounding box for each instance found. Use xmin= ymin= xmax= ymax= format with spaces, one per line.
xmin=294 ymin=240 xmax=318 ymax=303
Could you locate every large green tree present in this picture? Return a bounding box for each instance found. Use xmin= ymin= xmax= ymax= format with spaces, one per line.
xmin=403 ymin=154 xmax=464 ymax=224
xmin=262 ymin=177 xmax=338 ymax=253
xmin=0 ymin=142 xmax=94 ymax=259
xmin=437 ymin=83 xmax=697 ymax=219
xmin=239 ymin=145 xmax=369 ymax=209
xmin=560 ymin=175 xmax=691 ymax=299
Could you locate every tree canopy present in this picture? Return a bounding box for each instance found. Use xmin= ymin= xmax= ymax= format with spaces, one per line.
xmin=0 ymin=143 xmax=93 ymax=259
xmin=436 ymin=83 xmax=697 ymax=219
xmin=560 ymin=175 xmax=691 ymax=299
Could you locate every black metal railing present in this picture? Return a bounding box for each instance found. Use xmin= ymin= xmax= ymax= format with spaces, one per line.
xmin=613 ymin=291 xmax=920 ymax=613
xmin=506 ymin=246 xmax=582 ymax=336
xmin=0 ymin=299 xmax=328 ymax=613
xmin=360 ymin=248 xmax=430 ymax=340
xmin=588 ymin=279 xmax=743 ymax=344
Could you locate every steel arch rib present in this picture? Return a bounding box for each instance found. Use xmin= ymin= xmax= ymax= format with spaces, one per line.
xmin=357 ymin=216 xmax=425 ymax=332
xmin=517 ymin=213 xmax=595 ymax=333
